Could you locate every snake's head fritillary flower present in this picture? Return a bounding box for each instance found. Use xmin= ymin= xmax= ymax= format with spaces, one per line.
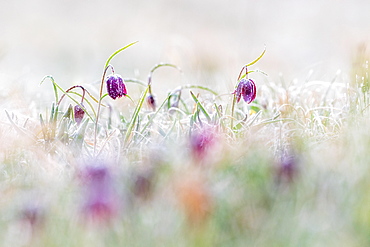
xmin=275 ymin=151 xmax=299 ymax=185
xmin=74 ymin=104 xmax=85 ymax=125
xmin=190 ymin=126 xmax=217 ymax=162
xmin=79 ymin=164 xmax=118 ymax=225
xmin=19 ymin=204 xmax=44 ymax=230
xmin=106 ymin=74 xmax=127 ymax=100
xmin=234 ymin=78 xmax=256 ymax=104
xmin=146 ymin=94 xmax=156 ymax=111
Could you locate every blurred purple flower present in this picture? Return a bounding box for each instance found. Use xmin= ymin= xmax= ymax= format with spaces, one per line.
xmin=106 ymin=74 xmax=127 ymax=100
xmin=74 ymin=104 xmax=85 ymax=125
xmin=133 ymin=171 xmax=154 ymax=201
xmin=275 ymin=153 xmax=298 ymax=185
xmin=80 ymin=165 xmax=118 ymax=224
xmin=190 ymin=126 xmax=217 ymax=161
xmin=234 ymin=78 xmax=256 ymax=103
xmin=20 ymin=204 xmax=44 ymax=229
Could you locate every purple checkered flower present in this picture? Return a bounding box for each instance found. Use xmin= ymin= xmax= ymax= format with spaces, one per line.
xmin=106 ymin=74 xmax=127 ymax=100
xmin=234 ymin=78 xmax=256 ymax=104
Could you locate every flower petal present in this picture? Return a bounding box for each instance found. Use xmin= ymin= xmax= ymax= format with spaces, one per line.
xmin=235 ymin=79 xmax=244 ymax=103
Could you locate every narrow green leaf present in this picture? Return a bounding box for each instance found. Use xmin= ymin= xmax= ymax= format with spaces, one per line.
xmin=49 ymin=103 xmax=57 ymax=139
xmin=124 ymin=86 xmax=149 ymax=145
xmin=245 ymin=46 xmax=266 ymax=67
xmin=40 ymin=75 xmax=59 ymax=104
xmin=104 ymin=41 xmax=139 ymax=69
xmin=49 ymin=103 xmax=55 ymax=124
xmin=39 ymin=113 xmax=47 ymax=140
xmin=190 ymin=91 xmax=211 ymax=122
xmin=72 ymin=118 xmax=90 ymax=152
xmin=62 ymin=104 xmax=73 ymax=119
xmin=149 ymin=63 xmax=181 ymax=74
xmin=246 ymin=110 xmax=262 ymax=127
xmin=57 ymin=117 xmax=70 ymax=143
xmin=139 ymin=94 xmax=172 ymax=137
xmin=238 ymin=70 xmax=268 ymax=81
xmin=4 ymin=110 xmax=36 ymax=141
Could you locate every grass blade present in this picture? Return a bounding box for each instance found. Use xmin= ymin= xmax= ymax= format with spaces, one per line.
xmin=5 ymin=110 xmax=35 ymax=141
xmin=124 ymin=86 xmax=149 ymax=145
xmin=104 ymin=41 xmax=139 ymax=69
xmin=72 ymin=118 xmax=90 ymax=153
xmin=190 ymin=91 xmax=211 ymax=122
xmin=40 ymin=75 xmax=59 ymax=103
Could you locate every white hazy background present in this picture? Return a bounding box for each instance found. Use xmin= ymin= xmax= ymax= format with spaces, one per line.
xmin=0 ymin=0 xmax=369 ymax=104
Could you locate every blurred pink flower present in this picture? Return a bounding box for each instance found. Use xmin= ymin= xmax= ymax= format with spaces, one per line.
xmin=190 ymin=126 xmax=217 ymax=161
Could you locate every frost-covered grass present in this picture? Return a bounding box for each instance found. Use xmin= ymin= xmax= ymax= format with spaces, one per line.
xmin=0 ymin=43 xmax=369 ymax=247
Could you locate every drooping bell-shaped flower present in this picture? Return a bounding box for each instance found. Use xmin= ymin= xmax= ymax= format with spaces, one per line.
xmin=74 ymin=104 xmax=85 ymax=125
xmin=146 ymin=94 xmax=156 ymax=111
xmin=235 ymin=78 xmax=256 ymax=104
xmin=106 ymin=74 xmax=127 ymax=100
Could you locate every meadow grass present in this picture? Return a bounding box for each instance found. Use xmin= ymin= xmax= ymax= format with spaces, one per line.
xmin=0 ymin=43 xmax=369 ymax=247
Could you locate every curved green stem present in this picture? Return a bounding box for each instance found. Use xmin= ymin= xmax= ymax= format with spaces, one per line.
xmin=147 ymin=63 xmax=182 ymax=95
xmin=57 ymin=85 xmax=86 ymax=105
xmin=181 ymin=85 xmax=218 ymax=95
xmin=65 ymin=91 xmax=97 ymax=119
xmin=41 ymin=77 xmax=94 ymax=121
xmin=94 ymin=64 xmax=114 ymax=155
xmin=230 ymin=93 xmax=237 ymax=129
xmin=124 ymin=78 xmax=147 ymax=87
xmin=148 ymin=63 xmax=182 ymax=85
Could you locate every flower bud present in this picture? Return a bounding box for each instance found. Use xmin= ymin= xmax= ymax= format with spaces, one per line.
xmin=74 ymin=104 xmax=85 ymax=125
xmin=146 ymin=94 xmax=156 ymax=111
xmin=106 ymin=74 xmax=127 ymax=100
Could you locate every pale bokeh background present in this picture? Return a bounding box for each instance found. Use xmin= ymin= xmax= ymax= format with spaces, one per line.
xmin=0 ymin=0 xmax=369 ymax=104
